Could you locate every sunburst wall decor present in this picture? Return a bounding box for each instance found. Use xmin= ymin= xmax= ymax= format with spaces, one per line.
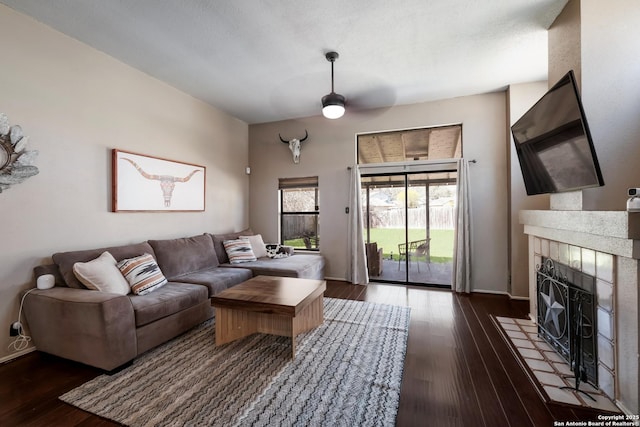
xmin=0 ymin=113 xmax=39 ymax=193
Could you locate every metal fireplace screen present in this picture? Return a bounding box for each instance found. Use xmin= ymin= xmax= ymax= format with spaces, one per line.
xmin=536 ymin=257 xmax=598 ymax=386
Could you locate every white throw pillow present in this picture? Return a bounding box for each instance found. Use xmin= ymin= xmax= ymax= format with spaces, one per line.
xmin=72 ymin=251 xmax=130 ymax=295
xmin=242 ymin=234 xmax=267 ymax=258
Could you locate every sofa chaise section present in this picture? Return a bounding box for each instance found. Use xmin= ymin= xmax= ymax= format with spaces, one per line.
xmin=209 ymin=232 xmax=325 ymax=280
xmin=219 ymin=254 xmax=325 ymax=280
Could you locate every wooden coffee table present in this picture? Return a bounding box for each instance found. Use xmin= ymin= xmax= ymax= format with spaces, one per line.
xmin=210 ymin=275 xmax=326 ymax=358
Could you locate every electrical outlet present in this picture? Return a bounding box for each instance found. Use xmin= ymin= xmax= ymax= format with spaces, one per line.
xmin=9 ymin=322 xmax=21 ymax=337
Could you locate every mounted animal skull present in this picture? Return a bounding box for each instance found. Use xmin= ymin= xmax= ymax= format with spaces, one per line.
xmin=279 ymin=130 xmax=308 ymax=164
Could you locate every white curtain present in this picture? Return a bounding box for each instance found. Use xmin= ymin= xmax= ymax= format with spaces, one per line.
xmin=346 ymin=166 xmax=369 ymax=284
xmin=452 ymin=159 xmax=472 ymax=293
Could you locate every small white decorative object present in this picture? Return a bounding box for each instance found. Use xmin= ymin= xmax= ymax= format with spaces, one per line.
xmin=36 ymin=274 xmax=55 ymax=290
xmin=0 ymin=114 xmax=39 ymax=193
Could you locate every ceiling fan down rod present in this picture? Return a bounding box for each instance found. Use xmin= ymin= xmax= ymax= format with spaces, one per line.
xmin=326 ymin=51 xmax=339 ymax=94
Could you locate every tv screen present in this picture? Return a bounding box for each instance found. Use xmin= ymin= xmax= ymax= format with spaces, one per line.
xmin=511 ymin=70 xmax=604 ymax=195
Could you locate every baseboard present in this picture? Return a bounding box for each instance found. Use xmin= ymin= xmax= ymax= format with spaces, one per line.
xmin=324 ymin=276 xmax=347 ymax=282
xmin=616 ymin=400 xmax=636 ymax=416
xmin=474 ymin=289 xmax=529 ymax=301
xmin=472 ymin=289 xmax=508 ymax=296
xmin=0 ymin=346 xmax=35 ymax=365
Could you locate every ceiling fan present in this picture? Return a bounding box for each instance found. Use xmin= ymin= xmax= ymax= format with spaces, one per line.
xmin=321 ymin=52 xmax=345 ymax=119
xmin=320 ymin=51 xmax=396 ymax=120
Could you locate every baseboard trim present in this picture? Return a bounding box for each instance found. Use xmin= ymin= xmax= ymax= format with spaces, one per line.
xmin=324 ymin=276 xmax=347 ymax=282
xmin=508 ymin=295 xmax=530 ymax=301
xmin=0 ymin=346 xmax=35 ymax=365
xmin=616 ymin=400 xmax=635 ymax=416
xmin=472 ymin=289 xmax=508 ymax=296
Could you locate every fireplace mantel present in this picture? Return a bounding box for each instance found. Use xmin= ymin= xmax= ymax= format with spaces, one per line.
xmin=520 ymin=210 xmax=640 ymax=258
xmin=520 ymin=209 xmax=640 ymax=414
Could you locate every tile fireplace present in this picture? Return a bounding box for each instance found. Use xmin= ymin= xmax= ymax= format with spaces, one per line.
xmin=520 ymin=209 xmax=640 ymax=414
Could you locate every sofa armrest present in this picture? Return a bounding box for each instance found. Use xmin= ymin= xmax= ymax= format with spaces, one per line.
xmin=23 ymin=287 xmax=137 ymax=371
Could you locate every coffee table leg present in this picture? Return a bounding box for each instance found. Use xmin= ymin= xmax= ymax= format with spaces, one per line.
xmin=215 ymin=307 xmax=257 ymax=345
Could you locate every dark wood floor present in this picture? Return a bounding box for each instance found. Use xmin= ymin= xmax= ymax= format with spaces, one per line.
xmin=0 ymin=280 xmax=612 ymax=426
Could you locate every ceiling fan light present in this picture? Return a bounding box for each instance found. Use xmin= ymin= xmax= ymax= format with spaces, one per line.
xmin=321 ymin=92 xmax=345 ymax=119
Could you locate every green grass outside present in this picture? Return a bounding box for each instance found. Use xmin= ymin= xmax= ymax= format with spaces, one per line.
xmin=285 ymin=228 xmax=454 ymax=263
xmin=367 ymin=228 xmax=454 ymax=263
xmin=283 ymin=238 xmax=318 ymax=250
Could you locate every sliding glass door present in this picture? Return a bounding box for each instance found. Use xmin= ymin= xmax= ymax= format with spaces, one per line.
xmin=362 ymin=171 xmax=456 ymax=287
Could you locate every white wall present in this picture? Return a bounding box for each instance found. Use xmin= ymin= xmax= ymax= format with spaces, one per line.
xmin=0 ymin=5 xmax=249 ymax=362
xmin=249 ymin=92 xmax=509 ymax=293
xmin=579 ymin=0 xmax=640 ymax=211
xmin=507 ymin=82 xmax=550 ymax=298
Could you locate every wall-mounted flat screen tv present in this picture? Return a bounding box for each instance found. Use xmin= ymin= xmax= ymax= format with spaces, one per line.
xmin=511 ymin=70 xmax=604 ymax=195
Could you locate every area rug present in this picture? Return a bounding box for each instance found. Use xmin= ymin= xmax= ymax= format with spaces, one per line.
xmin=60 ymin=298 xmax=410 ymax=427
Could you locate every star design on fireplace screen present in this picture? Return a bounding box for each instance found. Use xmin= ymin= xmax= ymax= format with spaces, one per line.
xmin=541 ymin=284 xmax=565 ymax=337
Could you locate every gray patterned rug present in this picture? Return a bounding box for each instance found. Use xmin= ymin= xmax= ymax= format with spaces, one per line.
xmin=60 ymin=297 xmax=410 ymax=427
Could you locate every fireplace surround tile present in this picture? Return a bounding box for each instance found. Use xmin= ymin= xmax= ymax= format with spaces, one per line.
xmin=544 ymin=350 xmax=566 ymax=364
xmin=541 ymin=239 xmax=550 ymax=257
xmin=549 ymin=240 xmax=559 ymax=261
xmin=570 ymin=245 xmax=582 ymax=270
xmin=525 ymin=358 xmax=554 ymax=372
xmin=597 ymin=307 xmax=614 ymax=341
xmin=512 ymin=338 xmax=536 ymax=349
xmin=598 ymin=364 xmax=615 ymax=401
xmin=544 ymin=386 xmax=582 ymax=406
xmin=596 ymin=252 xmax=614 ymax=283
xmin=598 ymin=334 xmax=615 ymax=370
xmin=534 ymin=370 xmax=567 ymax=387
xmin=517 ymin=347 xmax=544 ymax=360
xmin=559 ymin=242 xmax=570 ymax=265
xmin=506 ymin=329 xmax=527 ymax=340
xmin=582 ymin=248 xmax=596 ymax=276
xmin=596 ymin=279 xmax=613 ymax=312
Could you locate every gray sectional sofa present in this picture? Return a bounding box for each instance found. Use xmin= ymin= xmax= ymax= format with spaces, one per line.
xmin=24 ymin=231 xmax=325 ymax=371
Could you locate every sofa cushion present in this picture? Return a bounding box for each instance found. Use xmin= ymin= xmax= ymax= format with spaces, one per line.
xmin=172 ymin=266 xmax=253 ymax=296
xmin=117 ymin=253 xmax=168 ymax=295
xmin=210 ymin=228 xmax=253 ymax=265
xmin=220 ymin=254 xmax=325 ymax=280
xmin=148 ymin=234 xmax=219 ymax=280
xmin=53 ymin=242 xmax=156 ymax=289
xmin=128 ymin=282 xmax=208 ymax=327
xmin=72 ymin=251 xmax=131 ymax=295
xmin=223 ymin=239 xmax=257 ymax=264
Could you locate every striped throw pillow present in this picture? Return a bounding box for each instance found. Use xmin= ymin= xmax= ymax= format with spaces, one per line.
xmin=223 ymin=239 xmax=257 ymax=264
xmin=117 ymin=253 xmax=167 ymax=295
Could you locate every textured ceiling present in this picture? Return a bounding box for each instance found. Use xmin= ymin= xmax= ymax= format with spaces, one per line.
xmin=0 ymin=0 xmax=567 ymax=124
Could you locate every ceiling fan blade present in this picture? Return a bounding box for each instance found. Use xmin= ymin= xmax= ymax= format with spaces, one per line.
xmin=345 ymin=85 xmax=397 ymax=117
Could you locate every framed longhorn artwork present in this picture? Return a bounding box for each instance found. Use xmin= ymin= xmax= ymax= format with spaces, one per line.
xmin=112 ymin=149 xmax=205 ymax=212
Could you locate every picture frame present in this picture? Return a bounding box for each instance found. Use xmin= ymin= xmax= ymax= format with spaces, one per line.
xmin=112 ymin=149 xmax=205 ymax=212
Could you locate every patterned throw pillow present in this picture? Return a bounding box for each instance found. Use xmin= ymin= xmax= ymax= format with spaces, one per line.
xmin=223 ymin=239 xmax=257 ymax=264
xmin=265 ymin=244 xmax=294 ymax=259
xmin=117 ymin=253 xmax=168 ymax=295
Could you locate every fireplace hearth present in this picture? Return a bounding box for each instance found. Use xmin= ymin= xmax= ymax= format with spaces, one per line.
xmin=537 ymin=257 xmax=597 ymax=388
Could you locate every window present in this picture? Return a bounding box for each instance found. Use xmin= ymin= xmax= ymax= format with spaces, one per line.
xmin=279 ymin=176 xmax=319 ymax=250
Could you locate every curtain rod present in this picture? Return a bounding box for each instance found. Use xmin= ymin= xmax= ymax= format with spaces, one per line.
xmin=348 ymin=159 xmax=476 ymax=170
